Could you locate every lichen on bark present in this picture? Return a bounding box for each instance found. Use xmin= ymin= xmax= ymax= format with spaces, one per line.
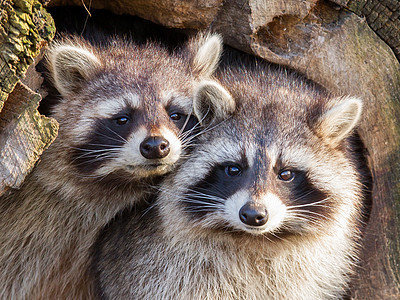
xmin=0 ymin=0 xmax=57 ymax=195
xmin=0 ymin=0 xmax=55 ymax=110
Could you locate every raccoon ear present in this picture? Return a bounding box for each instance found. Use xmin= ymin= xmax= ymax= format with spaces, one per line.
xmin=48 ymin=44 xmax=102 ymax=98
xmin=193 ymin=80 xmax=235 ymax=125
xmin=190 ymin=33 xmax=223 ymax=78
xmin=316 ymin=97 xmax=363 ymax=145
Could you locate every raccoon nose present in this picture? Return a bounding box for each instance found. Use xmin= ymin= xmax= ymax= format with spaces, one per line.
xmin=239 ymin=202 xmax=268 ymax=227
xmin=140 ymin=136 xmax=170 ymax=159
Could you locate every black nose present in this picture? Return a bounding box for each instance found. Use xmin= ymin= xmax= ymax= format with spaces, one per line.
xmin=140 ymin=136 xmax=170 ymax=159
xmin=239 ymin=202 xmax=268 ymax=227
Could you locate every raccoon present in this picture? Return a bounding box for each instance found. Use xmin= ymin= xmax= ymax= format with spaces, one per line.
xmin=93 ymin=60 xmax=371 ymax=299
xmin=0 ymin=33 xmax=223 ymax=299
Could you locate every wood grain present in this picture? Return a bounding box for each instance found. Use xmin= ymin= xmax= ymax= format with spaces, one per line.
xmin=0 ymin=0 xmax=57 ymax=195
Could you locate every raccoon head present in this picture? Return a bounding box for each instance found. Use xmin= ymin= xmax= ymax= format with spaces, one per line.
xmin=159 ymin=76 xmax=364 ymax=242
xmin=44 ymin=33 xmax=223 ymax=181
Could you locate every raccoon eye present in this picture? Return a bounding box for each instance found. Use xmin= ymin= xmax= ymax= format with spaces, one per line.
xmin=170 ymin=112 xmax=182 ymax=121
xmin=115 ymin=116 xmax=129 ymax=125
xmin=225 ymin=165 xmax=242 ymax=177
xmin=278 ymin=170 xmax=295 ymax=181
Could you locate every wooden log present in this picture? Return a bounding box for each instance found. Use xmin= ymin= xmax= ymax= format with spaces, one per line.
xmin=48 ymin=0 xmax=223 ymax=29
xmin=0 ymin=81 xmax=58 ymax=195
xmin=0 ymin=0 xmax=58 ymax=196
xmin=347 ymin=0 xmax=400 ymax=60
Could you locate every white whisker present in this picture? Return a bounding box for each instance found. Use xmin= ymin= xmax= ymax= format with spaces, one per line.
xmin=286 ymin=197 xmax=332 ymax=209
xmin=100 ymin=122 xmax=129 ymax=143
xmin=91 ymin=128 xmax=127 ymax=144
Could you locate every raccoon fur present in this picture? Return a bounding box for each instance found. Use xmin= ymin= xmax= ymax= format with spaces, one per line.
xmin=0 ymin=33 xmax=223 ymax=299
xmin=93 ymin=60 xmax=371 ymax=300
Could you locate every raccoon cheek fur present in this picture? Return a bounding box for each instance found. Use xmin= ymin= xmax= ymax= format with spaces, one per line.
xmin=58 ymin=34 xmax=226 ymax=181
xmin=93 ymin=61 xmax=371 ymax=300
xmin=0 ymin=32 xmax=223 ymax=299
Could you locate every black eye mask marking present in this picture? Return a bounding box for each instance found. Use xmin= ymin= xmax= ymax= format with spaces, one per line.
xmin=278 ymin=169 xmax=332 ymax=217
xmin=181 ymin=114 xmax=199 ymax=133
xmin=166 ymin=104 xmax=198 ymax=133
xmin=71 ymin=108 xmax=136 ymax=173
xmin=182 ymin=162 xmax=246 ymax=218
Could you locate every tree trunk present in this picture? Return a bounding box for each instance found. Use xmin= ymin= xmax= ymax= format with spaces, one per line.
xmin=0 ymin=0 xmax=58 ymax=196
xmin=346 ymin=0 xmax=400 ymax=60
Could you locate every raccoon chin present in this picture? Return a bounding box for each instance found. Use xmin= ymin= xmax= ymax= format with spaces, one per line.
xmin=125 ymin=163 xmax=174 ymax=178
xmin=241 ymin=226 xmax=270 ymax=235
xmin=230 ymin=223 xmax=280 ymax=237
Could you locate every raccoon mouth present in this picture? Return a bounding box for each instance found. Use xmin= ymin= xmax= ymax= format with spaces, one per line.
xmin=126 ymin=163 xmax=173 ymax=173
xmin=146 ymin=163 xmax=168 ymax=167
xmin=244 ymin=227 xmax=267 ymax=235
xmin=236 ymin=223 xmax=273 ymax=235
xmin=144 ymin=162 xmax=175 ymax=170
xmin=213 ymin=224 xmax=269 ymax=238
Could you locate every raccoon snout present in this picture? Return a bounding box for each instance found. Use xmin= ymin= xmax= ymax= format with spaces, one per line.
xmin=140 ymin=136 xmax=170 ymax=159
xmin=239 ymin=202 xmax=268 ymax=227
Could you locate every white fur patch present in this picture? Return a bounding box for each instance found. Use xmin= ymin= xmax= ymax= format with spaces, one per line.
xmin=224 ymin=191 xmax=287 ymax=234
xmin=202 ymin=138 xmax=243 ymax=166
xmin=279 ymin=144 xmax=317 ymax=172
xmin=224 ymin=190 xmax=250 ymax=229
xmin=95 ymin=93 xmax=140 ymax=118
xmin=161 ymin=91 xmax=193 ymax=113
xmin=260 ymin=193 xmax=287 ymax=232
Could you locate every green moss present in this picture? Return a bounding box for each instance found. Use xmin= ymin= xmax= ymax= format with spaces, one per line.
xmin=13 ymin=0 xmax=34 ymax=13
xmin=346 ymin=1 xmax=365 ymax=13
xmin=0 ymin=0 xmax=55 ymax=108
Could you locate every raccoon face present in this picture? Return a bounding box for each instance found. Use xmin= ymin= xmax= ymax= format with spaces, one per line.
xmin=179 ymin=138 xmax=335 ymax=236
xmin=45 ymin=34 xmax=223 ymax=180
xmin=71 ymin=92 xmax=197 ymax=178
xmin=160 ymin=77 xmax=363 ymax=239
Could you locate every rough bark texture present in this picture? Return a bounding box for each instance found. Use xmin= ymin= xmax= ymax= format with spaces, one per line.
xmin=346 ymin=0 xmax=400 ymax=60
xmin=0 ymin=81 xmax=58 ymax=195
xmin=0 ymin=0 xmax=58 ymax=196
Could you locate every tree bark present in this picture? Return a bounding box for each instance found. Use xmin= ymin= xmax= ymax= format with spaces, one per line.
xmin=0 ymin=0 xmax=58 ymax=196
xmin=346 ymin=0 xmax=400 ymax=60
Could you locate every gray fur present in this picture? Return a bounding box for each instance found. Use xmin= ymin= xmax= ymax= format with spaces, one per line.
xmin=0 ymin=33 xmax=222 ymax=299
xmin=94 ymin=61 xmax=369 ymax=300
